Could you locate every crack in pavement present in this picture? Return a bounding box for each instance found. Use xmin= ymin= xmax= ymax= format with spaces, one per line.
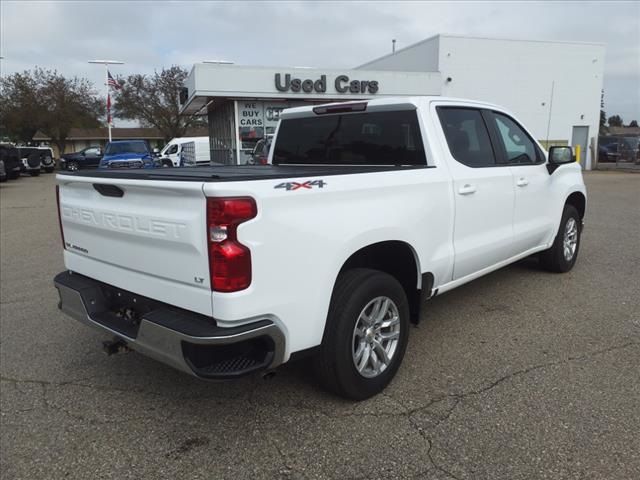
xmin=400 ymin=340 xmax=640 ymax=479
xmin=457 ymin=340 xmax=639 ymax=399
xmin=0 ymin=374 xmax=171 ymax=398
xmin=2 ymin=341 xmax=638 ymax=477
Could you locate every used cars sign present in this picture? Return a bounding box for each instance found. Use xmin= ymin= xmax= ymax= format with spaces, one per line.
xmin=275 ymin=73 xmax=379 ymax=94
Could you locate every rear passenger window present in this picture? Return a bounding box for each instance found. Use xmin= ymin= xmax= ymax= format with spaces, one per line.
xmin=273 ymin=110 xmax=426 ymax=166
xmin=437 ymin=108 xmax=496 ymax=167
xmin=492 ymin=113 xmax=540 ymax=164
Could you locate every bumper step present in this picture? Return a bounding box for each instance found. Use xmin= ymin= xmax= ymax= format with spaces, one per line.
xmin=54 ymin=271 xmax=285 ymax=379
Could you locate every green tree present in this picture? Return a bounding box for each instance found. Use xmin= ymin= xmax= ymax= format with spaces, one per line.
xmin=0 ymin=68 xmax=103 ymax=153
xmin=113 ymin=66 xmax=205 ymax=142
xmin=608 ymin=115 xmax=624 ymax=127
xmin=0 ymin=72 xmax=42 ymax=143
xmin=629 ymin=120 xmax=638 ymax=128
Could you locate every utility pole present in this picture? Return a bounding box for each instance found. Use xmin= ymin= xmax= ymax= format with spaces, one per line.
xmin=545 ymin=80 xmax=555 ymax=148
xmin=392 ymin=39 xmax=396 ymax=53
xmin=88 ymin=60 xmax=124 ymax=142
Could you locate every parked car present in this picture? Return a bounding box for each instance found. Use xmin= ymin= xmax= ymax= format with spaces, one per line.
xmin=598 ymin=138 xmax=620 ymax=162
xmin=54 ymin=96 xmax=586 ymax=400
xmin=159 ymin=136 xmax=210 ymax=167
xmin=0 ymin=160 xmax=6 ymax=182
xmin=59 ymin=146 xmax=103 ymax=171
xmin=598 ymin=136 xmax=640 ymax=163
xmin=16 ymin=147 xmax=42 ymax=176
xmin=0 ymin=144 xmax=22 ymax=180
xmin=99 ymin=140 xmax=158 ymax=169
xmin=17 ymin=147 xmax=56 ymax=175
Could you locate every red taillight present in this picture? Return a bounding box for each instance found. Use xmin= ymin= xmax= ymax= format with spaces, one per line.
xmin=206 ymin=197 xmax=257 ymax=292
xmin=56 ymin=185 xmax=66 ymax=249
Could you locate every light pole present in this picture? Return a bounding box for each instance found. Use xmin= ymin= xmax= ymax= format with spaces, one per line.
xmin=88 ymin=60 xmax=124 ymax=142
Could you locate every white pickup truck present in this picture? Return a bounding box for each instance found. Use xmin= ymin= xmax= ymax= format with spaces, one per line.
xmin=54 ymin=97 xmax=586 ymax=400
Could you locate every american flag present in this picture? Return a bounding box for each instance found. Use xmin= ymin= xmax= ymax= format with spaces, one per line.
xmin=107 ymin=70 xmax=121 ymax=90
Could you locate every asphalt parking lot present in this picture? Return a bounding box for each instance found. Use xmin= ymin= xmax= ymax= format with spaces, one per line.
xmin=1 ymin=171 xmax=639 ymax=479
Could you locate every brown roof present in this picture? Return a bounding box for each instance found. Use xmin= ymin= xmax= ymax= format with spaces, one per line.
xmin=33 ymin=127 xmax=209 ymax=141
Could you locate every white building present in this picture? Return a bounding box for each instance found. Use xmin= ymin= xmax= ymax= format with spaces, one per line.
xmin=181 ymin=34 xmax=605 ymax=169
xmin=358 ymin=34 xmax=606 ymax=169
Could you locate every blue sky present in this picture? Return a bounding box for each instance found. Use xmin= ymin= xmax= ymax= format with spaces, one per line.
xmin=1 ymin=1 xmax=639 ymax=123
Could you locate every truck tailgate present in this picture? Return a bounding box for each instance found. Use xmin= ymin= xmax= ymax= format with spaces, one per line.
xmin=57 ymin=175 xmax=212 ymax=316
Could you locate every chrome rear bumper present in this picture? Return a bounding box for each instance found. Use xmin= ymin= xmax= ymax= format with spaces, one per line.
xmin=54 ymin=271 xmax=285 ymax=379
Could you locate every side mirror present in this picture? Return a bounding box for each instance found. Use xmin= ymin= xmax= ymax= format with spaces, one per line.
xmin=153 ymin=148 xmax=160 ymax=154
xmin=547 ymin=146 xmax=574 ymax=173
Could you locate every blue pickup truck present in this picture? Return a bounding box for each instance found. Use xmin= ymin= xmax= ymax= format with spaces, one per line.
xmin=99 ymin=140 xmax=159 ymax=169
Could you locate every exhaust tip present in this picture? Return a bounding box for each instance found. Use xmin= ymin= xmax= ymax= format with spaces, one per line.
xmin=102 ymin=337 xmax=131 ymax=356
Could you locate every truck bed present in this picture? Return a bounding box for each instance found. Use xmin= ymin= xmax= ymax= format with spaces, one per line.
xmin=59 ymin=164 xmax=429 ymax=182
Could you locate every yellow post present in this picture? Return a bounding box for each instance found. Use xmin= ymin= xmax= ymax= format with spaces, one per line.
xmin=574 ymin=144 xmax=581 ymax=164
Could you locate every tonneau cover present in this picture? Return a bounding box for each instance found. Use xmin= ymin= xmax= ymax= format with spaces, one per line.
xmin=58 ymin=164 xmax=428 ymax=182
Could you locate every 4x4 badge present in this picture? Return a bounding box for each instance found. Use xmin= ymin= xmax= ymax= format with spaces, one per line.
xmin=274 ymin=180 xmax=326 ymax=191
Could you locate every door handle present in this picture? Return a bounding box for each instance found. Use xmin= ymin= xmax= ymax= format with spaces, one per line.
xmin=516 ymin=178 xmax=529 ymax=187
xmin=458 ymin=184 xmax=477 ymax=195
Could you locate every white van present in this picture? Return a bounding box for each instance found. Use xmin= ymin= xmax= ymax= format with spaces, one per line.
xmin=159 ymin=137 xmax=210 ymax=167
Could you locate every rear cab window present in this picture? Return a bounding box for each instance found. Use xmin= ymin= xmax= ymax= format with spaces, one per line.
xmin=273 ymin=110 xmax=426 ymax=166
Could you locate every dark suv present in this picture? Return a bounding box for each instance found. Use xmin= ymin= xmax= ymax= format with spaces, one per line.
xmin=0 ymin=144 xmax=22 ymax=180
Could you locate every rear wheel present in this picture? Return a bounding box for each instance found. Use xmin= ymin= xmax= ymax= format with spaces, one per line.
xmin=67 ymin=161 xmax=79 ymax=172
xmin=540 ymin=204 xmax=581 ymax=273
xmin=45 ymin=167 xmax=55 ymax=173
xmin=29 ymin=170 xmax=40 ymax=176
xmin=162 ymin=159 xmax=173 ymax=168
xmin=313 ymin=268 xmax=410 ymax=400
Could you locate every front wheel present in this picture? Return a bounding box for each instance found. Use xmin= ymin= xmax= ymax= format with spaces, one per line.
xmin=313 ymin=268 xmax=410 ymax=400
xmin=66 ymin=161 xmax=79 ymax=172
xmin=540 ymin=204 xmax=581 ymax=273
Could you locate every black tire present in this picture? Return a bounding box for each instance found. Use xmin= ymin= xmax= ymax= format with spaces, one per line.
xmin=162 ymin=159 xmax=173 ymax=168
xmin=66 ymin=161 xmax=79 ymax=172
xmin=29 ymin=170 xmax=40 ymax=177
xmin=313 ymin=268 xmax=410 ymax=400
xmin=540 ymin=204 xmax=581 ymax=273
xmin=45 ymin=167 xmax=55 ymax=173
xmin=8 ymin=171 xmax=20 ymax=180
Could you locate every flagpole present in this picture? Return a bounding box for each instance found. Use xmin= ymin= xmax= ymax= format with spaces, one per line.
xmin=105 ymin=64 xmax=111 ymax=142
xmin=88 ymin=59 xmax=124 ymax=144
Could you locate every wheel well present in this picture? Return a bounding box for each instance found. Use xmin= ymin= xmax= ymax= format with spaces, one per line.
xmin=340 ymin=241 xmax=429 ymax=323
xmin=566 ymin=192 xmax=586 ymax=220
